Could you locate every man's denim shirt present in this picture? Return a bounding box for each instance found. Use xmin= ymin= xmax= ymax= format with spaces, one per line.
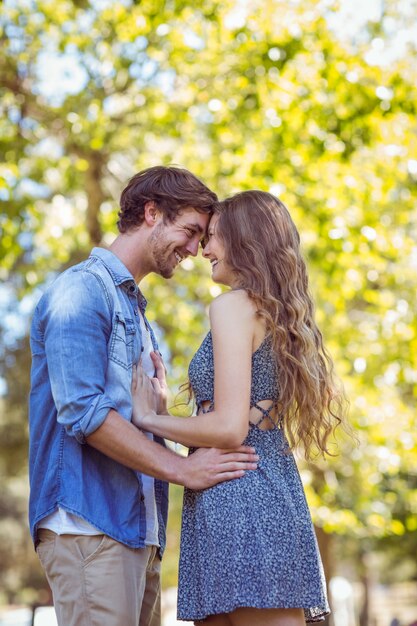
xmin=29 ymin=247 xmax=169 ymax=555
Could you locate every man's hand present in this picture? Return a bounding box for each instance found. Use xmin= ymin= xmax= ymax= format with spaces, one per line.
xmin=181 ymin=446 xmax=259 ymax=490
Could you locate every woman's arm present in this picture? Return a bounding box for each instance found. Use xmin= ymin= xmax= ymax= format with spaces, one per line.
xmin=133 ymin=291 xmax=255 ymax=448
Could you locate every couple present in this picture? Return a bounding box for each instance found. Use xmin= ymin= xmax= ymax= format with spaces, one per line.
xmin=29 ymin=166 xmax=344 ymax=626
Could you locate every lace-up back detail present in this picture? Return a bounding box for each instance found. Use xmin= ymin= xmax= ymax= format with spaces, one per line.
xmin=188 ymin=331 xmax=280 ymax=423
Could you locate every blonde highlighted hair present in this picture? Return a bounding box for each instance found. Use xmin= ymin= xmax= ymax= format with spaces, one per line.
xmin=215 ymin=190 xmax=347 ymax=459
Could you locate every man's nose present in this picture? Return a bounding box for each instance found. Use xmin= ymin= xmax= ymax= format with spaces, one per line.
xmin=185 ymin=237 xmax=200 ymax=257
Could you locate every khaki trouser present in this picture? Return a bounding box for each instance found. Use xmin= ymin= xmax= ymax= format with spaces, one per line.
xmin=36 ymin=529 xmax=161 ymax=626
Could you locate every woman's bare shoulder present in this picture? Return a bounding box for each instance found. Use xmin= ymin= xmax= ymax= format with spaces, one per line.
xmin=209 ymin=289 xmax=256 ymax=320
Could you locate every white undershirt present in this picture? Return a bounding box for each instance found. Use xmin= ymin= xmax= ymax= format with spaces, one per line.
xmin=39 ymin=312 xmax=159 ymax=546
xmin=137 ymin=312 xmax=160 ymax=547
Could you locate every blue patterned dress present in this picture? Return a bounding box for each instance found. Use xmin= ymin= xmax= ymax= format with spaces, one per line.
xmin=177 ymin=331 xmax=330 ymax=623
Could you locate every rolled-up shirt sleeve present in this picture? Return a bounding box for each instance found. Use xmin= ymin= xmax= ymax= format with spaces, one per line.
xmin=44 ymin=270 xmax=117 ymax=443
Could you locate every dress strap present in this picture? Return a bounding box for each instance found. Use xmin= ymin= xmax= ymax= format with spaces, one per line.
xmin=252 ymin=402 xmax=283 ymax=428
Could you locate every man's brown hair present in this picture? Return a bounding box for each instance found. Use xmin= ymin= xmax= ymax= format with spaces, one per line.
xmin=118 ymin=165 xmax=217 ymax=232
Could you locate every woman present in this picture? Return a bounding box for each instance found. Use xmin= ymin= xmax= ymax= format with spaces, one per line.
xmin=132 ymin=190 xmax=346 ymax=625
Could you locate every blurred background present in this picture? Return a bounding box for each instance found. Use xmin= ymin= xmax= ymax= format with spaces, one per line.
xmin=0 ymin=0 xmax=416 ymax=624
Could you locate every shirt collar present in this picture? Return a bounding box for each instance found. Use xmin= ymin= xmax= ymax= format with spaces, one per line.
xmin=89 ymin=247 xmax=148 ymax=312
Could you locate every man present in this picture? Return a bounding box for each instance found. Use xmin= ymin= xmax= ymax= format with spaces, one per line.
xmin=29 ymin=166 xmax=258 ymax=626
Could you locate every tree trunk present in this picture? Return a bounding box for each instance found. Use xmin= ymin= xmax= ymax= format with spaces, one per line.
xmin=85 ymin=153 xmax=106 ymax=245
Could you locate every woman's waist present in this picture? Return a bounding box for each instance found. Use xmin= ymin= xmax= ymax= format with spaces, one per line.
xmin=188 ymin=420 xmax=289 ymax=456
xmin=184 ymin=436 xmax=296 ymax=501
xmin=244 ymin=423 xmax=289 ymax=449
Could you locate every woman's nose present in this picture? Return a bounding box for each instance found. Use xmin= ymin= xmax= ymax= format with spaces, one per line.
xmin=202 ymin=243 xmax=210 ymax=257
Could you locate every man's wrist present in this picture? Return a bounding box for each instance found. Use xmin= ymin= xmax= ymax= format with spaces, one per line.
xmin=167 ymin=454 xmax=188 ymax=486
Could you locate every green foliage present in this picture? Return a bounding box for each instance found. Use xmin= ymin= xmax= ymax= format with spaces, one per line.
xmin=1 ymin=0 xmax=416 ymax=600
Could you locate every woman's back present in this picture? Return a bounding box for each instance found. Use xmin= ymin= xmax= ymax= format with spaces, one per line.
xmin=189 ymin=329 xmax=280 ymax=422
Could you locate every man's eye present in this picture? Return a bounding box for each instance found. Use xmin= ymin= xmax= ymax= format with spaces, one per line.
xmin=201 ymin=231 xmax=213 ymax=248
xmin=185 ymin=228 xmax=196 ymax=238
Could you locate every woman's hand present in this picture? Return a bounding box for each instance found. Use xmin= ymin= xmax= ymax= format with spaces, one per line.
xmin=131 ymin=362 xmax=159 ymax=429
xmin=150 ymin=351 xmax=168 ymax=414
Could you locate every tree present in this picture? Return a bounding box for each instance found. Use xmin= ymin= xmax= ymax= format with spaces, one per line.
xmin=1 ymin=0 xmax=416 ymax=606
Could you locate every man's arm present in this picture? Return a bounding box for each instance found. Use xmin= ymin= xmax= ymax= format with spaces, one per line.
xmin=87 ymin=409 xmax=258 ymax=491
xmin=44 ymin=271 xmax=117 ymax=442
xmin=44 ymin=271 xmax=257 ymax=489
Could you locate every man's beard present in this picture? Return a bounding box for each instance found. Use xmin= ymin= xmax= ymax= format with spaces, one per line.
xmin=149 ymin=223 xmax=175 ymax=279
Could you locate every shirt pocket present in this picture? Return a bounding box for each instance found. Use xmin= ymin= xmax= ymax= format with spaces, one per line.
xmin=109 ymin=313 xmax=136 ymax=370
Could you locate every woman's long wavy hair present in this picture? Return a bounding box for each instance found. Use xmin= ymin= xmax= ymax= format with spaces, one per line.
xmin=214 ymin=190 xmax=347 ymax=459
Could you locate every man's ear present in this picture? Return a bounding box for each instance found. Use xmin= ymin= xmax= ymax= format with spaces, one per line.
xmin=143 ymin=201 xmax=160 ymax=226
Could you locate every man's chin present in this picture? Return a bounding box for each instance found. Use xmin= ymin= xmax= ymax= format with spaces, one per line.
xmin=158 ymin=266 xmax=175 ymax=279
